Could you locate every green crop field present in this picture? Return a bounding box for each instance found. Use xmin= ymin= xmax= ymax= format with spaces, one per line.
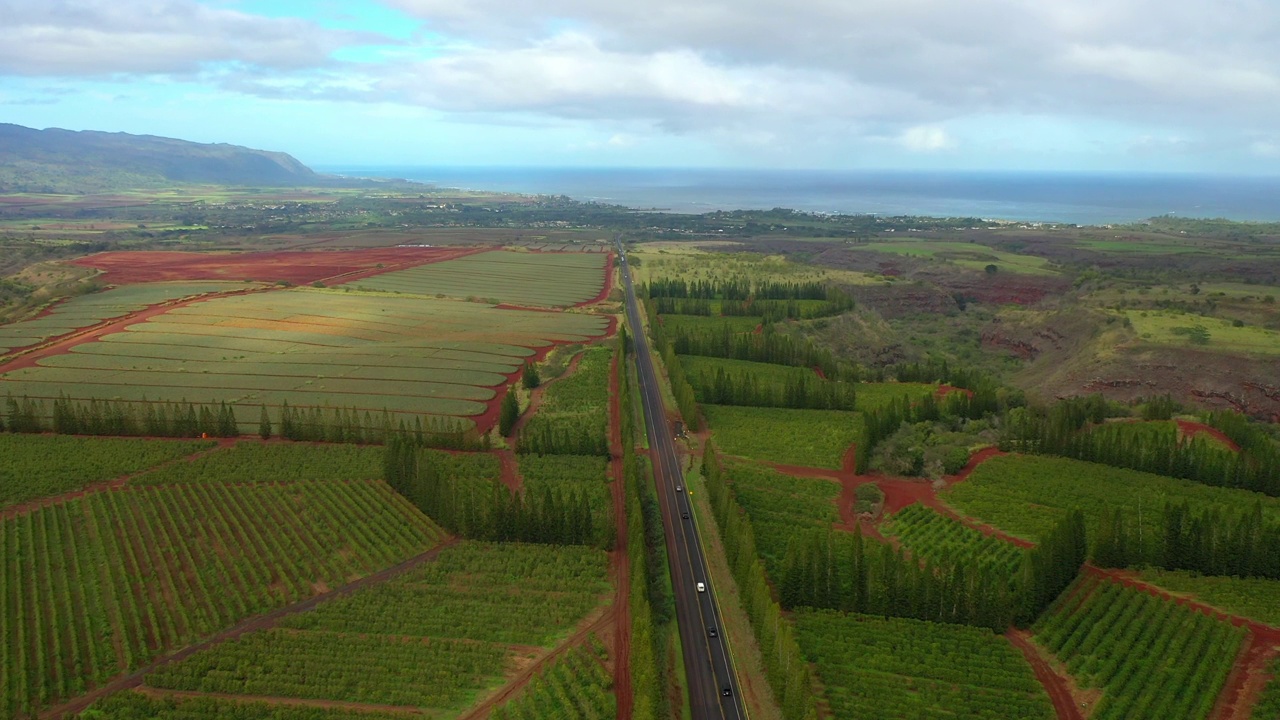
xmin=1254 ymin=657 xmax=1280 ymax=720
xmin=1 ymin=289 xmax=611 ymax=429
xmin=941 ymin=455 xmax=1280 ymax=545
xmin=129 ymin=441 xmax=383 ymax=485
xmin=0 ymin=480 xmax=445 ymax=717
xmin=344 ymin=250 xmax=608 ymax=307
xmin=0 ymin=282 xmax=256 ymax=355
xmin=795 ymin=609 xmax=1055 ymax=720
xmin=882 ymin=504 xmax=1025 ymax=578
xmin=140 ymin=542 xmax=609 ymax=714
xmin=0 ymin=434 xmax=212 ymax=507
xmin=518 ymin=454 xmax=612 ymax=542
xmin=518 ymin=346 xmax=611 ymax=456
xmin=703 ymin=405 xmax=863 ymax=469
xmin=1033 ymin=574 xmax=1244 ymax=720
xmin=855 ymin=382 xmax=938 ymax=411
xmin=74 ymin=691 xmax=410 ymax=719
xmin=659 ymin=314 xmax=761 ymax=335
xmin=1122 ymin=309 xmax=1280 ymax=356
xmin=1135 ymin=569 xmax=1280 ymax=627
xmin=629 ymin=247 xmax=879 ymax=287
xmin=492 ymin=639 xmax=615 ymax=720
xmin=682 ymin=355 xmax=815 ymax=387
xmin=723 ymin=460 xmax=839 ymax=573
xmin=852 ymin=240 xmax=1058 ymax=276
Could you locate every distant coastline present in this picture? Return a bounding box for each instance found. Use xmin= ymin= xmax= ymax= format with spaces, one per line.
xmin=320 ymin=166 xmax=1280 ymax=225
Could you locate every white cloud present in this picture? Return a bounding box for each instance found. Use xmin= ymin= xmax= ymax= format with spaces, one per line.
xmin=899 ymin=125 xmax=955 ymax=152
xmin=0 ymin=0 xmax=376 ymax=76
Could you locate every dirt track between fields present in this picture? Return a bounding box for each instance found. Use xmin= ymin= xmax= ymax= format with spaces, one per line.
xmin=40 ymin=537 xmax=460 ymax=720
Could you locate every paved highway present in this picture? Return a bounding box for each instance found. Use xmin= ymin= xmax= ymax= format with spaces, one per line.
xmin=618 ymin=247 xmax=746 ymax=720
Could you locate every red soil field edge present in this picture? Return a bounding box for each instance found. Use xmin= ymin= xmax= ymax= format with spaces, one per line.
xmin=1176 ymin=419 xmax=1242 ymax=452
xmin=1006 ymin=629 xmax=1085 ymax=720
xmin=1087 ymin=566 xmax=1280 ymax=720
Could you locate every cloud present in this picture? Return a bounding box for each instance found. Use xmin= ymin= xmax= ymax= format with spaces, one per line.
xmin=899 ymin=125 xmax=954 ymax=152
xmin=0 ymin=0 xmax=378 ymax=76
xmin=380 ymin=0 xmax=1280 ymax=155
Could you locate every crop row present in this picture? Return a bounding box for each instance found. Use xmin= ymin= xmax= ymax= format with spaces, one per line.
xmin=130 ymin=441 xmax=384 ymax=485
xmin=146 ymin=628 xmax=507 ymax=709
xmin=0 ymin=282 xmax=250 ymax=354
xmin=703 ymin=404 xmax=863 ymax=469
xmin=1254 ymin=656 xmax=1280 ymax=720
xmin=0 ymin=480 xmax=444 ymax=717
xmin=794 ymin=609 xmax=1054 ymax=720
xmin=518 ymin=454 xmax=612 ymax=538
xmin=1135 ymin=569 xmax=1280 ymax=626
xmin=74 ymin=690 xmax=409 ymax=719
xmin=942 ymin=454 xmax=1280 ymax=547
xmin=1033 ymin=573 xmax=1245 ymax=720
xmin=725 ymin=460 xmax=839 ymax=576
xmin=135 ymin=541 xmax=609 ymax=715
xmin=492 ymin=638 xmax=615 ymax=720
xmin=344 ymin=250 xmax=607 ymax=307
xmin=882 ymin=503 xmax=1025 ymax=578
xmin=0 ymin=434 xmax=211 ymax=507
xmin=281 ymin=541 xmax=610 ymax=646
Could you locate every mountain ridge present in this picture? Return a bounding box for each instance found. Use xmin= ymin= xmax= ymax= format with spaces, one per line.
xmin=0 ymin=123 xmax=325 ymax=193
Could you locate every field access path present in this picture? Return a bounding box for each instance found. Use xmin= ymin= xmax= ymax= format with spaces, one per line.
xmin=40 ymin=537 xmax=461 ymax=720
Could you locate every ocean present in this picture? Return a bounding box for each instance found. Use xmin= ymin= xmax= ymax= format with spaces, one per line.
xmin=320 ymin=167 xmax=1280 ymax=226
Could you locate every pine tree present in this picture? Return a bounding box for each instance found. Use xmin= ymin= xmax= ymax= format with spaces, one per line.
xmin=259 ymin=406 xmax=273 ymax=439
xmin=522 ymin=362 xmax=541 ymax=389
xmin=499 ymin=386 xmax=520 ymax=436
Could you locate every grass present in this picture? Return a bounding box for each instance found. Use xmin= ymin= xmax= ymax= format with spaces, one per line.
xmin=853 ymin=240 xmax=1058 ymax=276
xmin=659 ymin=314 xmax=762 ymax=335
xmin=343 ymin=249 xmax=608 ymax=307
xmin=941 ymin=454 xmax=1280 ymax=546
xmin=1135 ymin=569 xmax=1280 ymax=627
xmin=1122 ymin=309 xmax=1280 ymax=356
xmin=704 ymin=405 xmax=862 ymax=469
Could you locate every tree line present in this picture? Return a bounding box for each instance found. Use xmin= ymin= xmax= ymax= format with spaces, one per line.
xmin=1001 ymin=397 xmax=1280 ymax=497
xmin=647 ymin=277 xmax=835 ymax=302
xmin=701 ymin=445 xmax=820 ymax=720
xmin=382 ymin=434 xmax=611 ymax=548
xmin=2 ymin=393 xmax=484 ymax=449
xmin=689 ymin=365 xmax=858 ymax=411
xmin=1093 ymin=500 xmax=1280 ymax=580
xmin=619 ymin=339 xmax=677 ymax=720
xmin=706 ymin=442 xmax=1085 ymax=633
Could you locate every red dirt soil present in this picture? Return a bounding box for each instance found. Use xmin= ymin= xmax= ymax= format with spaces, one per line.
xmin=1176 ymin=419 xmax=1242 ymax=452
xmin=70 ymin=247 xmax=478 ymax=285
xmin=573 ymin=252 xmax=616 ymax=308
xmin=936 ymin=384 xmax=974 ymax=399
xmin=812 ymin=366 xmax=827 ymax=380
xmin=1007 ymin=629 xmax=1085 ymax=720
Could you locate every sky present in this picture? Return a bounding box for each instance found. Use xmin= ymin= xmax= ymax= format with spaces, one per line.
xmin=0 ymin=0 xmax=1277 ymax=173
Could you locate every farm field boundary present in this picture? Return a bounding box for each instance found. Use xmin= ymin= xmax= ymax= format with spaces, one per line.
xmin=40 ymin=538 xmax=460 ymax=720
